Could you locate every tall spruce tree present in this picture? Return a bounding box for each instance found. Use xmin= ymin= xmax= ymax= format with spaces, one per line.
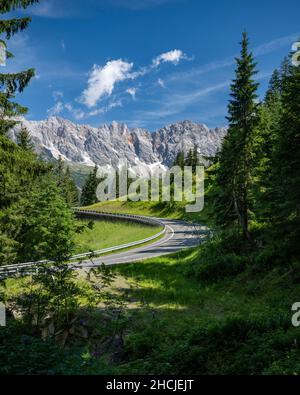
xmin=252 ymin=69 xmax=283 ymax=221
xmin=55 ymin=155 xmax=65 ymax=189
xmin=17 ymin=176 xmax=76 ymax=263
xmin=0 ymin=1 xmax=53 ymax=265
xmin=63 ymin=166 xmax=79 ymax=206
xmin=54 ymin=157 xmax=79 ymax=206
xmin=80 ymin=165 xmax=98 ymax=206
xmin=17 ymin=127 xmax=34 ymax=151
xmin=185 ymin=149 xmax=193 ymax=167
xmin=192 ymin=145 xmax=199 ymax=168
xmin=0 ymin=0 xmax=38 ymax=135
xmin=174 ymin=151 xmax=185 ymax=170
xmin=265 ymin=69 xmax=281 ymax=102
xmin=0 ymin=0 xmax=41 ymax=211
xmin=213 ymin=32 xmax=259 ymax=243
xmin=271 ymin=55 xmax=300 ymax=255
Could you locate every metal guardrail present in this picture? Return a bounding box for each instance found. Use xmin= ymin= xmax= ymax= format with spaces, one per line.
xmin=0 ymin=210 xmax=166 ymax=280
xmin=73 ymin=208 xmax=163 ymax=226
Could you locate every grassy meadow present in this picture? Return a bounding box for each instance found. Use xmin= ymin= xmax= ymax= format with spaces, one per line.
xmin=74 ymin=219 xmax=163 ymax=254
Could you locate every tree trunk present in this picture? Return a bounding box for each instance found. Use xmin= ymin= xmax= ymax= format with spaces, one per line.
xmin=233 ymin=189 xmax=255 ymax=246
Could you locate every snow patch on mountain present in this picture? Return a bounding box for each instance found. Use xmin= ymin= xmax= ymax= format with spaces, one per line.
xmin=11 ymin=117 xmax=227 ymax=171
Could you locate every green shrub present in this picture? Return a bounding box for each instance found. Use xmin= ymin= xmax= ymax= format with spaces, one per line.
xmin=186 ymin=230 xmax=249 ymax=282
xmin=0 ymin=318 xmax=113 ymax=375
xmin=118 ymin=313 xmax=300 ymax=375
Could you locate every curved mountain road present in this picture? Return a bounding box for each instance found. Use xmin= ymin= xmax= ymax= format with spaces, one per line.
xmin=0 ymin=215 xmax=209 ymax=280
xmin=77 ymin=218 xmax=208 ymax=268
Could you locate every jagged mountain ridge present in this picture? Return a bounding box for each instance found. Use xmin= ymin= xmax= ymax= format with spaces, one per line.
xmin=11 ymin=117 xmax=227 ymax=169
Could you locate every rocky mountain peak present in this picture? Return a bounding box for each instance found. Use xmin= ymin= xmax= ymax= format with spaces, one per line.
xmin=11 ymin=117 xmax=227 ymax=169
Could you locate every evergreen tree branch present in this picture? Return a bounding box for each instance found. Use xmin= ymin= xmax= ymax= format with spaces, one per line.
xmin=0 ymin=0 xmax=39 ymax=14
xmin=0 ymin=18 xmax=31 ymax=39
xmin=0 ymin=68 xmax=35 ymax=93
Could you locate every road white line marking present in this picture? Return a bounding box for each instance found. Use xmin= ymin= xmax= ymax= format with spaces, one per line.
xmin=87 ymin=225 xmax=176 ymax=266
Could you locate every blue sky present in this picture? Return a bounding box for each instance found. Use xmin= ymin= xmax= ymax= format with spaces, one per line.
xmin=6 ymin=0 xmax=300 ymax=130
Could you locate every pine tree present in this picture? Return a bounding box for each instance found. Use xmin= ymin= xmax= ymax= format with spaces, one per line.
xmin=16 ymin=127 xmax=34 ymax=151
xmin=55 ymin=156 xmax=65 ymax=188
xmin=63 ymin=166 xmax=79 ymax=206
xmin=213 ymin=32 xmax=259 ymax=243
xmin=252 ymin=70 xmax=282 ymax=221
xmin=0 ymin=1 xmax=78 ymax=276
xmin=0 ymin=0 xmax=42 ymax=208
xmin=271 ymin=56 xmax=300 ymax=256
xmin=80 ymin=165 xmax=98 ymax=207
xmin=265 ymin=69 xmax=281 ymax=104
xmin=192 ymin=145 xmax=199 ymax=170
xmin=280 ymin=56 xmax=292 ymax=83
xmin=0 ymin=0 xmax=38 ymax=135
xmin=174 ymin=151 xmax=185 ymax=170
xmin=54 ymin=157 xmax=79 ymax=206
xmin=185 ymin=149 xmax=193 ymax=167
xmin=17 ymin=176 xmax=76 ymax=263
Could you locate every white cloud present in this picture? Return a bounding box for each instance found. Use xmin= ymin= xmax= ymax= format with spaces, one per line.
xmin=79 ymin=50 xmax=190 ymax=109
xmin=126 ymin=88 xmax=137 ymax=99
xmin=253 ymin=33 xmax=300 ymax=56
xmin=27 ymin=0 xmax=65 ymax=18
xmin=54 ymin=100 xmax=123 ymax=120
xmin=47 ymin=101 xmax=64 ymax=116
xmin=25 ymin=0 xmax=182 ymax=18
xmin=158 ymin=78 xmax=166 ymax=88
xmin=81 ymin=59 xmax=134 ymax=107
xmin=52 ymin=90 xmax=64 ymax=100
xmin=65 ymin=103 xmax=86 ymax=120
xmin=61 ymin=40 xmax=66 ymax=51
xmin=136 ymin=81 xmax=230 ymax=121
xmin=47 ymin=101 xmax=85 ymax=120
xmin=139 ymin=68 xmax=273 ymax=121
xmin=153 ymin=49 xmax=187 ymax=67
xmin=88 ymin=100 xmax=123 ymax=117
xmin=167 ymin=33 xmax=300 ymax=85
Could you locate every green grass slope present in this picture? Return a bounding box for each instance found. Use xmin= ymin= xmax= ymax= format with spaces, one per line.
xmin=74 ymin=219 xmax=162 ymax=254
xmin=3 ymin=243 xmax=300 ymax=375
xmin=84 ymin=199 xmax=210 ymax=224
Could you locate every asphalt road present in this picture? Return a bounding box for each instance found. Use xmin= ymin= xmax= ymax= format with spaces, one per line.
xmin=78 ymin=218 xmax=208 ymax=268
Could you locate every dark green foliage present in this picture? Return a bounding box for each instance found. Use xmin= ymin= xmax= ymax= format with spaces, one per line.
xmin=80 ymin=165 xmax=99 ymax=206
xmin=186 ymin=229 xmax=248 ymax=282
xmin=0 ymin=318 xmax=111 ymax=375
xmin=0 ymin=135 xmax=50 ymax=265
xmin=16 ymin=176 xmax=76 ymax=263
xmin=213 ymin=32 xmax=259 ymax=244
xmin=0 ymin=1 xmax=39 ymax=14
xmin=185 ymin=149 xmax=193 ymax=167
xmin=0 ymin=17 xmax=31 ymax=39
xmin=0 ymin=0 xmax=44 ymax=268
xmin=161 ymin=314 xmax=296 ymax=375
xmin=64 ymin=166 xmax=79 ymax=206
xmin=16 ymin=127 xmax=34 ymax=151
xmin=54 ymin=157 xmax=79 ymax=206
xmin=114 ymin=311 xmax=300 ymax=375
xmin=184 ymin=147 xmax=200 ymax=171
xmin=0 ymin=1 xmax=37 ymax=135
xmin=272 ymin=59 xmax=300 ymax=241
xmin=174 ymin=147 xmax=199 ymax=171
xmin=192 ymin=145 xmax=199 ymax=168
xmin=0 ymin=69 xmax=35 ymax=135
xmin=173 ymin=151 xmax=185 ymax=169
xmin=0 ymin=320 xmax=67 ymax=375
xmin=265 ymin=68 xmax=281 ymax=103
xmin=0 ymin=135 xmax=45 ymax=209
